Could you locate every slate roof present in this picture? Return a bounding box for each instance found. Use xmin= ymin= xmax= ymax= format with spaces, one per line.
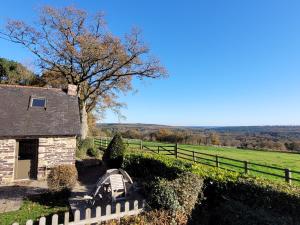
xmin=0 ymin=85 xmax=81 ymax=137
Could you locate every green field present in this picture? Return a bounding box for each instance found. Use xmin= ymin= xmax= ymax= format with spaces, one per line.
xmin=95 ymin=138 xmax=300 ymax=184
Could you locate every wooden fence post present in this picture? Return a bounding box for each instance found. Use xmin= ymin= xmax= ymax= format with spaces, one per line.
xmin=285 ymin=168 xmax=292 ymax=184
xmin=175 ymin=143 xmax=178 ymax=158
xmin=215 ymin=155 xmax=219 ymax=168
xmin=193 ymin=151 xmax=195 ymax=162
xmin=116 ymin=203 xmax=121 ymax=214
xmin=39 ymin=217 xmax=46 ymax=225
xmin=52 ymin=214 xmax=58 ymax=225
xmin=244 ymin=161 xmax=248 ymax=174
xmin=96 ymin=206 xmax=101 ymax=219
xmin=86 ymin=208 xmax=91 ymax=225
xmin=140 ymin=140 xmax=143 ymax=150
xmin=74 ymin=210 xmax=80 ymax=222
xmin=64 ymin=212 xmax=69 ymax=225
xmin=26 ymin=220 xmax=33 ymax=225
xmin=106 ymin=204 xmax=112 ymax=216
xmin=125 ymin=201 xmax=130 ymax=212
xmin=158 ymin=146 xmax=160 ymax=154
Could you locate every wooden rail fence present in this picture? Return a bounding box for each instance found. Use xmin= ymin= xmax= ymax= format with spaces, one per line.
xmin=94 ymin=137 xmax=300 ymax=184
xmin=12 ymin=199 xmax=145 ymax=225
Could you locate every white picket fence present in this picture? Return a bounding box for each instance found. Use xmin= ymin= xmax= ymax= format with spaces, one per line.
xmin=12 ymin=199 xmax=145 ymax=225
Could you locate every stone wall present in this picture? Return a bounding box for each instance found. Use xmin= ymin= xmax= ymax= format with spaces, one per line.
xmin=0 ymin=139 xmax=16 ymax=184
xmin=0 ymin=137 xmax=76 ymax=184
xmin=37 ymin=137 xmax=76 ymax=179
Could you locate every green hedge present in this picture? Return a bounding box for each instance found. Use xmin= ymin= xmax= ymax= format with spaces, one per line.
xmin=122 ymin=153 xmax=192 ymax=180
xmin=123 ymin=152 xmax=300 ymax=225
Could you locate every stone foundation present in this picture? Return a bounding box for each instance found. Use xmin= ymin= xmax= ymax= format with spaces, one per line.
xmin=0 ymin=139 xmax=16 ymax=184
xmin=37 ymin=137 xmax=76 ymax=179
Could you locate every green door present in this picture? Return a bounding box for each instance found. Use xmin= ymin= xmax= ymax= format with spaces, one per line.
xmin=15 ymin=139 xmax=38 ymax=180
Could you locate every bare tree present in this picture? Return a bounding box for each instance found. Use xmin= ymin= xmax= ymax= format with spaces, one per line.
xmin=1 ymin=6 xmax=166 ymax=138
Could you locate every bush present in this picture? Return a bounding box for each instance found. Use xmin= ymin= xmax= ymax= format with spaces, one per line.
xmin=103 ymin=133 xmax=126 ymax=168
xmin=147 ymin=178 xmax=181 ymax=212
xmin=170 ymin=172 xmax=204 ymax=214
xmin=47 ymin=165 xmax=78 ymax=192
xmin=87 ymin=147 xmax=99 ymax=158
xmin=76 ymin=138 xmax=100 ymax=159
xmin=75 ymin=148 xmax=86 ymax=159
xmin=78 ymin=138 xmax=94 ymax=151
xmin=146 ymin=173 xmax=203 ymax=215
xmin=104 ymin=210 xmax=187 ymax=225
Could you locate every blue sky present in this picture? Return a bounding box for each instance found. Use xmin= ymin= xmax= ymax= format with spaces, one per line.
xmin=1 ymin=0 xmax=300 ymax=126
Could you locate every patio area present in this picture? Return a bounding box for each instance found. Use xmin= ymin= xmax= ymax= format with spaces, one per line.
xmin=69 ymin=161 xmax=144 ymax=218
xmin=0 ymin=180 xmax=48 ymax=213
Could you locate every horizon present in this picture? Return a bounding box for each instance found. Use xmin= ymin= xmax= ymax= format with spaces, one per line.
xmin=100 ymin=122 xmax=300 ymax=128
xmin=1 ymin=0 xmax=300 ymax=126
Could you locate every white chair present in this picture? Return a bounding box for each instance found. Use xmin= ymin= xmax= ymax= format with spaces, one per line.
xmin=85 ymin=169 xmax=133 ymax=205
xmin=109 ymin=174 xmax=126 ymax=201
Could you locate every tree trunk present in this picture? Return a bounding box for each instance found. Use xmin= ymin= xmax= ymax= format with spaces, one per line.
xmin=79 ymin=101 xmax=89 ymax=139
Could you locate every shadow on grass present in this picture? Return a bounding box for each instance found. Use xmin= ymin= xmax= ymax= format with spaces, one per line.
xmin=27 ymin=190 xmax=70 ymax=208
xmin=27 ymin=190 xmax=72 ymax=225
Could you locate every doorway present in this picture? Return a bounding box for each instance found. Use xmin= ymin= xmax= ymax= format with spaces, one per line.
xmin=15 ymin=139 xmax=38 ymax=180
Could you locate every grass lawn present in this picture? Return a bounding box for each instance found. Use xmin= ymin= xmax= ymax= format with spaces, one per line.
xmin=180 ymin=144 xmax=300 ymax=169
xmin=0 ymin=191 xmax=69 ymax=225
xmin=179 ymin=144 xmax=300 ymax=182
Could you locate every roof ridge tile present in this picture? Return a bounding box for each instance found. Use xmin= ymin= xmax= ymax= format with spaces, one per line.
xmin=0 ymin=84 xmax=62 ymax=91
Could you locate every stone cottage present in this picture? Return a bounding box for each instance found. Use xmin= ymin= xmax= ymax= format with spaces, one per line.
xmin=0 ymin=84 xmax=81 ymax=184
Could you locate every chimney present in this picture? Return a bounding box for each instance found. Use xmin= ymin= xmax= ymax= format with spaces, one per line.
xmin=67 ymin=84 xmax=77 ymax=96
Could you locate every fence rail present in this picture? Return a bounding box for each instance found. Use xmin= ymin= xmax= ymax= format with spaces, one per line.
xmin=94 ymin=137 xmax=300 ymax=185
xmin=12 ymin=199 xmax=145 ymax=225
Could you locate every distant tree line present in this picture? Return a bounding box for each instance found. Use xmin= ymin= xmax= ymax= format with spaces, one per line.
xmin=100 ymin=126 xmax=300 ymax=152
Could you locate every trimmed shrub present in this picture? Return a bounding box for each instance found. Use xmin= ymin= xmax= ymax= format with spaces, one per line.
xmin=103 ymin=133 xmax=126 ymax=168
xmin=47 ymin=165 xmax=78 ymax=192
xmin=147 ymin=178 xmax=181 ymax=212
xmin=170 ymin=172 xmax=204 ymax=214
xmin=146 ymin=173 xmax=204 ymax=215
